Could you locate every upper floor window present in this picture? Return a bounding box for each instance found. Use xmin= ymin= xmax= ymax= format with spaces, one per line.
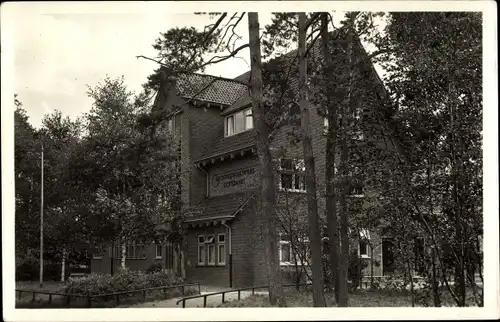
xmin=167 ymin=113 xmax=182 ymax=141
xmin=225 ymin=108 xmax=253 ymax=136
xmin=278 ymin=158 xmax=306 ymax=192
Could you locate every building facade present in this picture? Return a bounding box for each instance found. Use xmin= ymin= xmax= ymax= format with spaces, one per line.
xmin=91 ymin=34 xmax=414 ymax=286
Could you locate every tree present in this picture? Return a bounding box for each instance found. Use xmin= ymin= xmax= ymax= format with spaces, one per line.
xmin=248 ymin=12 xmax=286 ymax=307
xmin=359 ymin=12 xmax=483 ymax=306
xmin=297 ymin=12 xmax=326 ymax=307
xmin=73 ymin=76 xmax=180 ymax=269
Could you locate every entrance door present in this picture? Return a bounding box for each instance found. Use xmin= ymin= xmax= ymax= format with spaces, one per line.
xmin=382 ymin=238 xmax=395 ymax=276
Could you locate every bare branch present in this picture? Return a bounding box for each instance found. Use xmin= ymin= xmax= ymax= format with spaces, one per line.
xmin=200 ymin=43 xmax=250 ymax=69
xmin=305 ymin=12 xmax=321 ymax=29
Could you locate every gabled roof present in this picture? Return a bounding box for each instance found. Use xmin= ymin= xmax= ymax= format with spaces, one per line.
xmin=176 ymin=73 xmax=247 ymax=106
xmin=195 ymin=129 xmax=256 ymax=163
xmin=184 ymin=191 xmax=256 ymax=223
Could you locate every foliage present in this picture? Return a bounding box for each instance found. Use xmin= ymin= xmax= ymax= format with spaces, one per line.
xmin=59 ymin=270 xmax=184 ymax=296
xmin=16 ymin=257 xmax=62 ymax=281
xmin=146 ymin=262 xmax=163 ymax=273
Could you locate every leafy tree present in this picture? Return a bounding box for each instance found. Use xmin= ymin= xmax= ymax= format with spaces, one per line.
xmin=72 ymin=76 xmax=180 ymax=269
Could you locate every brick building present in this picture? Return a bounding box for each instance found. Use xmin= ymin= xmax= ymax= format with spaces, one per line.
xmin=91 ymin=32 xmax=412 ymax=286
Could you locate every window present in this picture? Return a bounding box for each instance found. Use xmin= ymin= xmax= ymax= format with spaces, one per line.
xmin=198 ymin=236 xmax=206 ymax=265
xmin=349 ymin=182 xmax=364 ymax=197
xmin=279 ymin=158 xmax=306 ymax=192
xmin=225 ymin=108 xmax=253 ymax=136
xmin=92 ymin=244 xmax=105 ymax=259
xmin=279 ymin=234 xmax=292 ymax=263
xmin=279 ymin=234 xmax=309 ymax=265
xmin=198 ymin=234 xmax=226 ymax=266
xmin=155 ymin=243 xmax=162 ymax=259
xmin=112 ymin=241 xmax=146 ymax=259
xmin=166 ymin=114 xmax=182 ymax=141
xmin=359 ymin=240 xmax=369 ymax=257
xmin=206 ymin=235 xmax=216 ymax=265
xmin=218 ymin=234 xmax=226 ymax=265
xmin=358 ymin=229 xmax=370 ymax=258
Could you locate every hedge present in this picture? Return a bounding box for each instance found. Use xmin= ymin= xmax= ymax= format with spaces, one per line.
xmin=16 ymin=257 xmax=64 ymax=281
xmin=58 ymin=269 xmax=185 ymax=296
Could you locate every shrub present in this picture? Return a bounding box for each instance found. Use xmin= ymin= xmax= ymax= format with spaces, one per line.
xmin=16 ymin=257 xmax=61 ymax=281
xmin=146 ymin=262 xmax=163 ymax=274
xmin=58 ymin=269 xmax=184 ymax=296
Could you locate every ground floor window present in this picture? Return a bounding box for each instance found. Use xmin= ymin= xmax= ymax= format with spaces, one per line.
xmin=155 ymin=242 xmax=162 ymax=259
xmin=197 ymin=233 xmax=226 ymax=266
xmin=279 ymin=234 xmax=309 ymax=265
xmin=358 ymin=229 xmax=371 ymax=258
xmin=92 ymin=244 xmax=105 ymax=259
xmin=382 ymin=238 xmax=395 ymax=275
xmin=198 ymin=235 xmax=206 ymax=265
xmin=112 ymin=241 xmax=146 ymax=259
xmin=218 ymin=234 xmax=226 ymax=265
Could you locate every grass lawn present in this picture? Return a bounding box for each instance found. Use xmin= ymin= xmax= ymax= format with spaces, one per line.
xmin=16 ymin=280 xmax=65 ymax=292
xmin=216 ymin=288 xmax=481 ymax=307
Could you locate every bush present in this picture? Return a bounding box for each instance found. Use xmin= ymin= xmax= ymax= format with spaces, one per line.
xmin=16 ymin=257 xmax=62 ymax=281
xmin=146 ymin=262 xmax=162 ymax=274
xmin=59 ymin=269 xmax=184 ymax=296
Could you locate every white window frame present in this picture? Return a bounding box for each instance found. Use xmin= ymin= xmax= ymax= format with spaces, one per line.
xmin=279 ymin=234 xmax=310 ymax=266
xmin=358 ymin=229 xmax=371 ymax=259
xmin=127 ymin=241 xmax=146 ymax=259
xmin=197 ymin=235 xmax=206 ymax=265
xmin=278 ymin=158 xmax=306 ymax=193
xmin=205 ymin=235 xmax=216 ymax=265
xmin=225 ymin=108 xmax=253 ymax=137
xmin=217 ymin=233 xmax=226 ymax=265
xmin=92 ymin=244 xmax=105 ymax=259
xmin=155 ymin=242 xmax=162 ymax=259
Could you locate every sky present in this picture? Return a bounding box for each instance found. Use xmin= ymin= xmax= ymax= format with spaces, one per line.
xmin=12 ymin=12 xmax=256 ymax=128
xmin=8 ymin=3 xmax=373 ymax=129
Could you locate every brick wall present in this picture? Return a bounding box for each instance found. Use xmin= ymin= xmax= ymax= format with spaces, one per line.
xmin=185 ymin=225 xmax=230 ymax=287
xmin=208 ymin=157 xmax=259 ymax=197
xmin=90 ymin=243 xmax=162 ymax=274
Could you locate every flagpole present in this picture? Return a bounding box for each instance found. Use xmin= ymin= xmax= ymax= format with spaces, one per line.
xmin=39 ymin=142 xmax=44 ymax=289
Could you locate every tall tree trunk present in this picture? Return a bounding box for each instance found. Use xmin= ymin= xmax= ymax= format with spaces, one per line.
xmin=431 ymin=245 xmax=442 ymax=306
xmin=121 ymin=240 xmax=126 ymax=270
xmin=61 ymin=248 xmax=66 ymax=282
xmin=322 ymin=12 xmax=341 ymax=303
xmin=298 ymin=12 xmax=326 ymax=307
xmin=337 ymin=12 xmax=357 ymax=307
xmin=248 ymin=12 xmax=285 ymax=307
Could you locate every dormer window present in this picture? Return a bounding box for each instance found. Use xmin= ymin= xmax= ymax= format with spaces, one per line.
xmin=225 ymin=108 xmax=253 ymax=136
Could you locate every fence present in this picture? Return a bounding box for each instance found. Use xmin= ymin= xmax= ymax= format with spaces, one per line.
xmin=16 ymin=282 xmax=200 ymax=308
xmin=176 ymin=282 xmax=311 ymax=308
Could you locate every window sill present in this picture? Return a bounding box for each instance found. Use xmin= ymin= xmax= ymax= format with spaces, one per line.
xmin=196 ymin=264 xmax=226 ymax=267
xmin=224 ymin=128 xmax=252 ymax=138
xmin=349 ymin=194 xmax=365 ymax=198
xmin=280 ymin=262 xmax=309 ymax=267
xmin=92 ymin=256 xmax=103 ymax=260
xmin=155 ymin=256 xmax=162 ymax=260
xmin=359 ymin=255 xmax=371 ymax=259
xmin=279 ymin=188 xmax=307 ymax=194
